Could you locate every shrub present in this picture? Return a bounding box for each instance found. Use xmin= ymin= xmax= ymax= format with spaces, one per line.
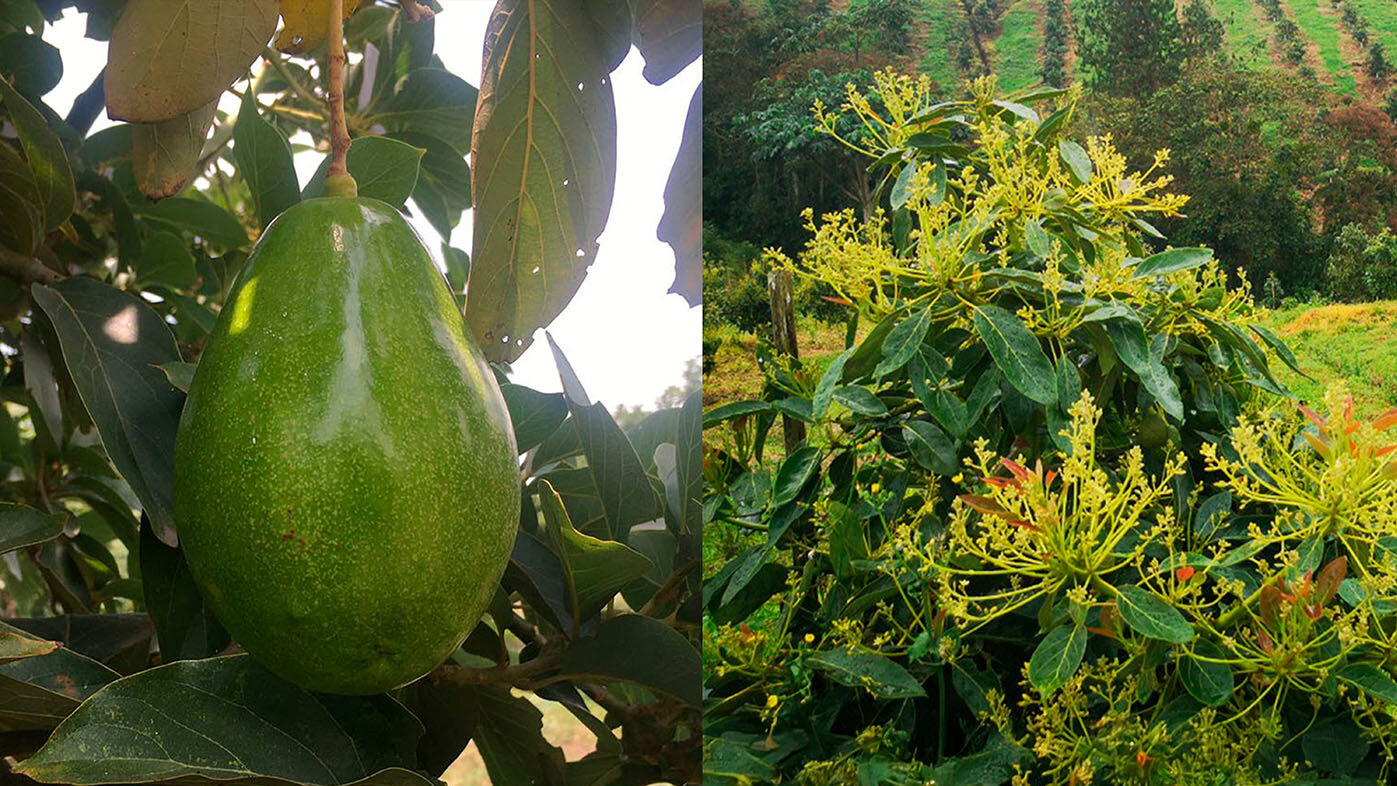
xmin=1326 ymin=222 xmax=1397 ymax=301
xmin=702 ymin=74 xmax=1397 ymax=784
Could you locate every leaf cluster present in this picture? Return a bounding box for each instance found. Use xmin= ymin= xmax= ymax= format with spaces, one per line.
xmin=701 ymin=74 xmax=1397 ymax=785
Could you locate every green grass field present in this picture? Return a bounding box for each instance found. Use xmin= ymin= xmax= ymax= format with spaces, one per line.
xmin=1216 ymin=0 xmax=1278 ymax=68
xmin=996 ymin=0 xmax=1045 ymax=90
xmin=918 ymin=0 xmax=966 ymax=91
xmin=1262 ymin=300 xmax=1397 ymax=417
xmin=1286 ymin=0 xmax=1358 ymax=93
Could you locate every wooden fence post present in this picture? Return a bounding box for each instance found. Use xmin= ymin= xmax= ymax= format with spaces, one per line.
xmin=768 ymin=270 xmax=806 ymax=453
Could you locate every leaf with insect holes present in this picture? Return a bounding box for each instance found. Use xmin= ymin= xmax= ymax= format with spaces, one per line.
xmin=468 ymin=0 xmax=617 ymax=362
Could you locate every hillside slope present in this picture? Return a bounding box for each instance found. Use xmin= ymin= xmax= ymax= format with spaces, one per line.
xmin=912 ymin=0 xmax=1396 ymax=99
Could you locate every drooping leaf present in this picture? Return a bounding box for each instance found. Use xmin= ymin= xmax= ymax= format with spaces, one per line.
xmin=1027 ymin=624 xmax=1085 ymax=695
xmin=807 ymin=649 xmax=926 ymax=699
xmin=5 ymin=615 xmax=155 ymax=672
xmin=139 ymin=519 xmax=228 ymax=661
xmin=233 ymin=90 xmax=300 ymax=226
xmin=15 ymin=654 xmax=433 ymax=785
xmin=1058 ymin=139 xmax=1091 ymax=183
xmin=633 ymin=0 xmax=701 ymax=85
xmin=659 ymin=83 xmax=700 ymax=305
xmin=131 ymin=99 xmax=216 ymax=200
xmin=0 ymin=75 xmax=74 ymax=229
xmin=558 ymin=614 xmax=700 ymax=705
xmin=468 ymin=0 xmax=618 ymax=362
xmin=0 ymin=502 xmax=66 ymax=554
xmin=302 ymin=135 xmax=424 ymax=209
xmin=831 ymin=386 xmax=887 ymax=416
xmin=105 ymin=0 xmax=280 ymax=123
xmin=1116 ymin=585 xmax=1194 ymax=643
xmin=30 ymin=279 xmax=185 ymax=546
xmin=972 ymin=304 xmax=1056 ymax=405
xmin=1104 ymin=319 xmax=1184 ymax=421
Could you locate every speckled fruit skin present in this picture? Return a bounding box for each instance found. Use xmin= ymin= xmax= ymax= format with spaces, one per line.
xmin=173 ymin=197 xmax=518 ymax=695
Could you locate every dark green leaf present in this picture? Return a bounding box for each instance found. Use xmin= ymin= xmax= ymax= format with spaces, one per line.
xmin=1249 ymin=323 xmax=1310 ymax=380
xmin=157 ymin=361 xmax=197 ymax=393
xmin=903 ymin=420 xmax=958 ymax=475
xmin=547 ymin=336 xmax=664 ymax=539
xmin=972 ymin=305 xmax=1056 ymax=405
xmin=1116 ymin=585 xmax=1194 ymax=643
xmin=1179 ymin=640 xmax=1233 ymax=706
xmin=502 ymin=383 xmax=568 ymax=453
xmin=30 ymin=278 xmax=184 ymax=546
xmin=813 ymin=348 xmax=853 ymax=420
xmin=0 ymin=32 xmax=61 ymax=97
xmin=559 ymin=614 xmax=700 ymax=705
xmin=703 ymin=400 xmax=770 ymax=427
xmin=1027 ymin=624 xmax=1085 ymax=695
xmin=0 ymin=621 xmax=118 ymax=732
xmin=807 ymin=649 xmax=925 ymax=699
xmin=1104 ymin=319 xmax=1183 ymax=421
xmin=139 ymin=519 xmax=229 ymax=661
xmin=15 ymin=655 xmax=432 ymax=785
xmin=772 ymin=446 xmax=821 ymax=506
xmin=133 ymin=196 xmax=248 ymax=250
xmin=137 ymin=230 xmax=197 ymax=289
xmin=302 ymin=136 xmax=425 ymax=209
xmin=0 ymin=503 xmax=65 ymax=554
xmin=376 ymin=69 xmax=478 ymax=153
xmin=392 ymin=131 xmax=470 ymax=239
xmin=1335 ymin=663 xmax=1397 ymax=703
xmin=878 ymin=305 xmax=934 ymax=376
xmin=234 ymin=91 xmax=300 ymax=225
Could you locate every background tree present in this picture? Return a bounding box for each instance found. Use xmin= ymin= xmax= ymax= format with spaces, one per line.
xmin=1075 ymin=0 xmax=1184 ymax=96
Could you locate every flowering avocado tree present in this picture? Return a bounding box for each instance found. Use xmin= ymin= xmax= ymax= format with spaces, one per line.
xmin=702 ymin=73 xmax=1397 ymax=784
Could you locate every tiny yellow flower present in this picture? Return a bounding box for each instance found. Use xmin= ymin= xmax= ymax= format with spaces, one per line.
xmin=871 ymin=482 xmax=881 ymax=494
xmin=952 ymin=472 xmax=964 ymax=484
xmin=766 ymin=694 xmax=779 ymax=708
xmin=804 ymin=633 xmax=815 ymax=644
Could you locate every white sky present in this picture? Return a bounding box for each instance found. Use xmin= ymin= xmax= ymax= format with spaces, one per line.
xmin=42 ymin=1 xmax=701 ymax=411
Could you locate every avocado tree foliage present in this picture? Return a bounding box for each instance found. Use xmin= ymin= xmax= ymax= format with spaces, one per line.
xmin=0 ymin=0 xmax=701 ymax=784
xmin=703 ymin=74 xmax=1397 ymax=784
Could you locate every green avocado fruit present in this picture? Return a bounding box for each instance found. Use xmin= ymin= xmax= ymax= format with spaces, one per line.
xmin=173 ymin=197 xmax=519 ymax=695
